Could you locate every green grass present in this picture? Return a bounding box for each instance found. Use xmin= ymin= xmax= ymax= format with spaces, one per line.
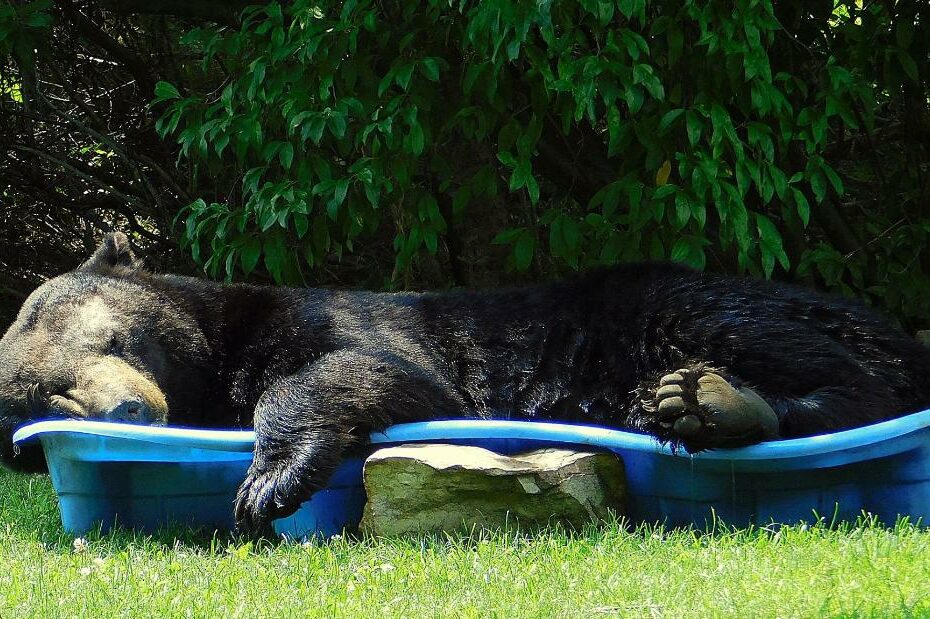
xmin=2 ymin=470 xmax=930 ymax=618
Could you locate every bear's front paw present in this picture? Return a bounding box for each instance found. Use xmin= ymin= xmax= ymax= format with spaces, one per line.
xmin=234 ymin=464 xmax=304 ymax=538
xmin=649 ymin=367 xmax=779 ymax=451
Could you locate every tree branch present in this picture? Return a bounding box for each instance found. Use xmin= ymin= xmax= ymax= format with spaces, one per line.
xmin=56 ymin=0 xmax=157 ymax=96
xmin=12 ymin=144 xmax=142 ymax=206
xmin=97 ymin=0 xmax=253 ymax=22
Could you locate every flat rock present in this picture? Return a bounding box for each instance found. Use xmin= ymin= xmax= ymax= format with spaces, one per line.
xmin=359 ymin=443 xmax=625 ymax=536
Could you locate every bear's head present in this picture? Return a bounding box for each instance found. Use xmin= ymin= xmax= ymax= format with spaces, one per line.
xmin=0 ymin=233 xmax=212 ymax=472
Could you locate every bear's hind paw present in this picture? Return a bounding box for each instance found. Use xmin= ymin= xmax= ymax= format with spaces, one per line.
xmin=641 ymin=366 xmax=780 ymax=451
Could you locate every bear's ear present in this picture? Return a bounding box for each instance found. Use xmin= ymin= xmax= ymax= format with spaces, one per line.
xmin=78 ymin=232 xmax=140 ymax=273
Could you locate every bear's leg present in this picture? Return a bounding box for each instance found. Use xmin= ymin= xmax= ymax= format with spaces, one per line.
xmin=765 ymin=388 xmax=898 ymax=438
xmin=633 ymin=363 xmax=780 ymax=451
xmin=234 ymin=348 xmax=464 ymax=536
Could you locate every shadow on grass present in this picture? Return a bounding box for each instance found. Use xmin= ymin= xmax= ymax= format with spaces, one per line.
xmin=3 ymin=468 xmax=926 ymax=560
xmin=0 ymin=469 xmax=242 ymax=554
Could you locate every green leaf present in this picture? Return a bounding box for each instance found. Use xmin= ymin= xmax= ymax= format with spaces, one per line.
xmin=760 ymin=247 xmax=775 ymax=278
xmin=509 ymin=164 xmax=528 ymax=191
xmin=514 ymin=230 xmax=536 ymax=271
xmin=279 ymin=143 xmax=294 ymax=169
xmin=294 ymin=212 xmax=309 ymax=239
xmin=756 ymin=213 xmax=789 ymax=276
xmin=562 ymin=216 xmax=580 ymax=252
xmin=463 ymin=63 xmax=485 ymax=95
xmin=329 ymin=114 xmax=347 ymax=139
xmin=624 ymin=86 xmax=644 ymax=114
xmin=214 ymin=133 xmax=230 ymax=157
xmin=240 ymin=236 xmax=261 ymax=275
xmin=685 ymin=111 xmax=702 ymax=146
xmin=793 ymin=188 xmax=810 ymax=227
xmin=670 ymin=238 xmax=705 ymax=270
xmin=673 ymin=192 xmax=690 ymax=230
xmin=364 ymin=183 xmax=380 ymax=209
xmin=306 ymin=117 xmax=326 ymax=145
xmin=526 ymin=174 xmax=540 ymax=205
xmin=420 ymin=58 xmax=440 ymax=82
xmin=378 ymin=70 xmax=395 ymax=97
xmin=224 ymin=250 xmax=236 ymax=280
xmin=691 ymin=200 xmax=707 ymax=229
xmin=756 ymin=213 xmax=778 ymax=244
xmin=395 ymin=63 xmax=415 ymax=91
xmin=334 ymin=178 xmax=350 ymax=207
xmin=810 ymin=111 xmax=828 ymax=146
xmin=409 ymin=123 xmax=425 ymax=156
xmin=263 ymin=232 xmax=287 ymax=283
xmin=659 ymin=109 xmax=684 ymax=132
xmin=821 ymin=163 xmax=844 ymax=196
xmin=24 ymin=9 xmax=52 ymax=28
xmin=492 ymin=227 xmax=523 ymax=245
xmin=653 ymin=184 xmax=677 ymax=200
xmin=424 ymin=229 xmax=438 ymax=253
xmin=769 ymin=165 xmax=788 ymax=200
xmin=606 ymin=106 xmax=624 ymax=157
xmin=548 ymin=214 xmax=580 ymax=267
xmin=312 ymin=215 xmax=330 ymax=254
xmin=259 ymin=208 xmax=278 ymax=232
xmin=497 ymin=151 xmax=517 ymax=168
xmin=154 ymin=81 xmax=180 ymax=101
xmin=618 ymin=0 xmax=635 ymax=18
xmin=452 ymin=187 xmax=470 ymax=214
xmin=810 ymin=171 xmax=828 ymax=203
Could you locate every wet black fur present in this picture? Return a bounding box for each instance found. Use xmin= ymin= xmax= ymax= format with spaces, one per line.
xmin=5 ymin=255 xmax=930 ymax=534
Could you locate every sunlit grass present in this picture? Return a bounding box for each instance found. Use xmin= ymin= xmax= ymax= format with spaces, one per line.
xmin=1 ymin=469 xmax=929 ymax=618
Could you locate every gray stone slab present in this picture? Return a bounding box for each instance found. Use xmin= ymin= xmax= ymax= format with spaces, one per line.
xmin=360 ymin=443 xmax=626 ymax=536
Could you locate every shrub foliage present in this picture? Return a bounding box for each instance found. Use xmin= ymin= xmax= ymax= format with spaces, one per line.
xmin=2 ymin=1 xmax=928 ymax=328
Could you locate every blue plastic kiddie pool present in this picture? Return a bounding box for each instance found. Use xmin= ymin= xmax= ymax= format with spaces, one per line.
xmin=13 ymin=410 xmax=930 ymax=537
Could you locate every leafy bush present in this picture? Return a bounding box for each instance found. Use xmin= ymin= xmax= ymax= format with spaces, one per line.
xmin=153 ymin=0 xmax=929 ymax=326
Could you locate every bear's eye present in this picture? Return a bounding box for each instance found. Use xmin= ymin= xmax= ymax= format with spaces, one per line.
xmin=107 ymin=335 xmax=125 ymax=357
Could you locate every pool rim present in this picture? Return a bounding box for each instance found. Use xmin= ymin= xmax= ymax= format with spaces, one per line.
xmin=13 ymin=407 xmax=930 ymax=468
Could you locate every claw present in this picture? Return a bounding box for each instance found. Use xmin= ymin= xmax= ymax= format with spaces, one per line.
xmin=235 ymin=470 xmax=281 ymax=538
xmin=26 ymin=382 xmax=50 ymax=415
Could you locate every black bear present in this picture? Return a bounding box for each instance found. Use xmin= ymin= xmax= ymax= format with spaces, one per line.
xmin=2 ymin=232 xmax=930 ymax=535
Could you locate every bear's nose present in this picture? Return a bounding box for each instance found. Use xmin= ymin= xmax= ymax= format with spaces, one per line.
xmin=106 ymin=399 xmax=154 ymax=424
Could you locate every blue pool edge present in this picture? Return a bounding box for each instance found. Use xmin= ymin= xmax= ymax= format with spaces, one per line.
xmin=13 ymin=407 xmax=930 ymax=465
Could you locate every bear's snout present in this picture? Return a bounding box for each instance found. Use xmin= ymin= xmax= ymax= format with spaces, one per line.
xmin=69 ymin=357 xmax=169 ymax=426
xmin=104 ymin=398 xmax=160 ymax=424
xmin=26 ymin=357 xmax=170 ymax=426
